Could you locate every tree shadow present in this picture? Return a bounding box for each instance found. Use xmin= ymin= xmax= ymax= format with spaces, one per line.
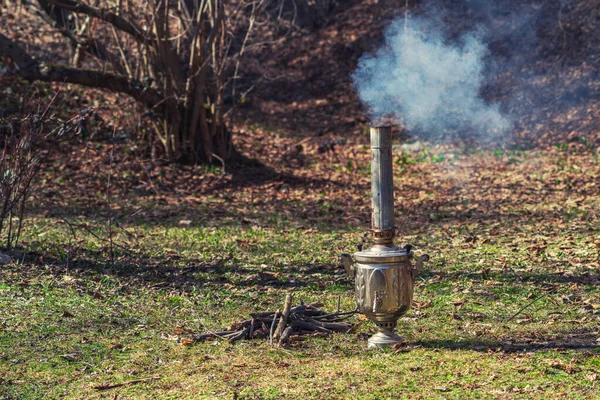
xmin=8 ymin=249 xmax=347 ymax=292
xmin=415 ymin=326 xmax=599 ymax=353
xmin=34 ymin=170 xmax=600 ymax=239
xmin=211 ymin=155 xmax=353 ymax=194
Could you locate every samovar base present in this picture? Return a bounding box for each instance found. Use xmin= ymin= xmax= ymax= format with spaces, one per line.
xmin=367 ymin=330 xmax=404 ymax=348
xmin=367 ymin=320 xmax=404 ymax=348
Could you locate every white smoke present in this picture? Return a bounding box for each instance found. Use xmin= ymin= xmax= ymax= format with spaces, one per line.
xmin=352 ymin=17 xmax=511 ymax=140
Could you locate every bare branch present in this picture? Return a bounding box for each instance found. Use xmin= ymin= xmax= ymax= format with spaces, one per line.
xmin=47 ymin=0 xmax=150 ymax=44
xmin=0 ymin=33 xmax=163 ymax=111
xmin=21 ymin=0 xmax=127 ymax=74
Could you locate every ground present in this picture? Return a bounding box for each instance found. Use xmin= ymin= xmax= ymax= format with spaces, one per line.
xmin=1 ymin=137 xmax=599 ymax=398
xmin=1 ymin=0 xmax=600 ymax=399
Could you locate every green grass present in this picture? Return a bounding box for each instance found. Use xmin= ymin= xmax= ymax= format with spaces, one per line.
xmin=1 ymin=147 xmax=600 ymax=399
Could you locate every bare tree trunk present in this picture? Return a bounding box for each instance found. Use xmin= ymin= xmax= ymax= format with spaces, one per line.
xmin=1 ymin=0 xmax=249 ymax=165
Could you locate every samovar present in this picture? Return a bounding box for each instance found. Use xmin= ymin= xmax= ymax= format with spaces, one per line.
xmin=340 ymin=125 xmax=429 ymax=348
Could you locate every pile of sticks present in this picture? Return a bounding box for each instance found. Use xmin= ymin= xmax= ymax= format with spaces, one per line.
xmin=193 ymin=294 xmax=357 ymax=346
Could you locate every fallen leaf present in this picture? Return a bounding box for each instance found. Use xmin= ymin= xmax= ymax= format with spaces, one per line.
xmin=258 ymin=271 xmax=280 ymax=282
xmin=392 ymin=342 xmax=409 ymax=353
xmin=61 ymin=353 xmax=79 ymax=362
xmin=414 ymin=300 xmax=432 ymax=309
xmin=347 ymin=322 xmax=362 ymax=334
xmin=93 ymin=291 xmax=105 ymax=300
xmin=453 ymin=300 xmax=467 ymax=310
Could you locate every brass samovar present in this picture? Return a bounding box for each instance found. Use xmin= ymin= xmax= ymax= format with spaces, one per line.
xmin=341 ymin=125 xmax=428 ymax=348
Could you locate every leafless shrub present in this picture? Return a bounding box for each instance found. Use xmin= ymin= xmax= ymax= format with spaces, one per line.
xmin=0 ymin=97 xmax=98 ymax=249
xmin=0 ymin=114 xmax=49 ymax=249
xmin=1 ymin=0 xmax=284 ymax=165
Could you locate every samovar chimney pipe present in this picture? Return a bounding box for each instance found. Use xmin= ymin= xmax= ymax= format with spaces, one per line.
xmin=370 ymin=126 xmax=395 ymax=232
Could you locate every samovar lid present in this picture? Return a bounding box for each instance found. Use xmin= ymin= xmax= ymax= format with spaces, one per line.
xmin=353 ymin=245 xmax=413 ymax=263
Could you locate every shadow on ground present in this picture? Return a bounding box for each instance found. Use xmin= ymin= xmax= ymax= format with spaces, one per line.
xmin=3 ymin=250 xmax=347 ymax=291
xmin=415 ymin=326 xmax=599 ymax=353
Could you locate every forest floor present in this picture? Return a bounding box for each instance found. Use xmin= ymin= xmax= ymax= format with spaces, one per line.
xmin=1 ymin=0 xmax=600 ymax=399
xmin=1 ymin=128 xmax=600 ymax=399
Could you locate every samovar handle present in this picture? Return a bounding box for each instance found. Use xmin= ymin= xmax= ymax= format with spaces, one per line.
xmin=412 ymin=254 xmax=430 ymax=278
xmin=339 ymin=254 xmax=355 ymax=278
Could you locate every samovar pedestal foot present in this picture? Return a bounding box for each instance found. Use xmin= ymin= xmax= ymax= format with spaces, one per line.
xmin=367 ymin=321 xmax=403 ymax=348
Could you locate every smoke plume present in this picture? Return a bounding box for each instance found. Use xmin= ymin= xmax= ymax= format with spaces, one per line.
xmin=352 ymin=12 xmax=511 ymax=140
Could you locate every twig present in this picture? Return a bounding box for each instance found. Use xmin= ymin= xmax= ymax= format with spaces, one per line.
xmin=93 ymin=376 xmax=160 ymax=391
xmin=290 ymin=320 xmax=332 ymax=334
xmin=193 ymin=331 xmax=236 ymax=341
xmin=228 ymin=327 xmax=249 ymax=342
xmin=311 ymin=310 xmax=358 ymax=321
xmin=193 ymin=302 xmax=357 ymax=345
xmin=73 ymin=219 xmax=132 ymax=254
xmin=107 ymin=127 xmax=115 ymax=264
xmin=308 ymin=319 xmax=351 ymax=333
xmin=506 ymin=291 xmax=553 ymax=323
xmin=269 ymin=309 xmax=279 ymax=345
xmin=250 ymin=311 xmax=275 ymax=318
xmin=278 ymin=326 xmax=293 ymax=346
xmin=273 ymin=293 xmax=293 ymax=341
xmin=211 ymin=152 xmax=226 ymax=175
xmin=249 ymin=318 xmax=255 ymax=338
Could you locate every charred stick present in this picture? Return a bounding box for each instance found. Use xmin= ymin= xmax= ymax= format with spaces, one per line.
xmin=290 ymin=320 xmax=332 ymax=334
xmin=288 ymin=302 xmax=323 ymax=314
xmin=311 ymin=312 xmax=358 ymax=322
xmin=306 ymin=318 xmax=351 ymax=333
xmin=278 ymin=326 xmax=293 ymax=346
xmin=311 ymin=316 xmax=355 ymax=323
xmin=193 ymin=331 xmax=236 ymax=341
xmin=274 ymin=293 xmax=293 ymax=340
xmin=228 ymin=319 xmax=253 ymax=330
xmin=289 ymin=305 xmax=308 ymax=314
xmin=249 ymin=318 xmax=255 ymax=338
xmin=269 ymin=309 xmax=279 ymax=345
xmin=194 ymin=302 xmax=356 ymax=343
xmin=296 ymin=310 xmax=328 ymax=317
xmin=253 ymin=316 xmax=282 ymax=324
xmin=93 ymin=376 xmax=160 ymax=391
xmin=251 ymin=322 xmax=269 ymax=339
xmin=250 ymin=311 xmax=275 ymax=318
xmin=228 ymin=327 xmax=250 ymax=342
